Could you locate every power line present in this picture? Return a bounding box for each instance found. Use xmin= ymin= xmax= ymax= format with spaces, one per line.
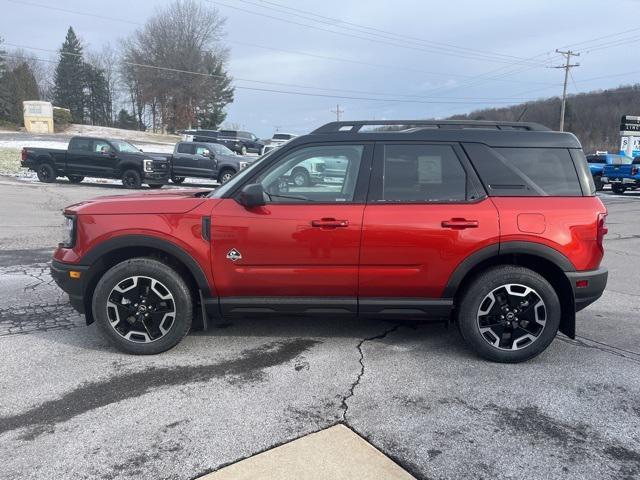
xmin=553 ymin=49 xmax=580 ymax=131
xmin=208 ymin=0 xmax=552 ymax=67
xmin=235 ymin=0 xmax=550 ymax=66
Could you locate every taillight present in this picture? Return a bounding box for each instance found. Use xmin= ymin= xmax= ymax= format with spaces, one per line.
xmin=632 ymin=166 xmax=639 ymax=176
xmin=21 ymin=148 xmax=27 ymax=161
xmin=597 ymin=213 xmax=608 ymax=251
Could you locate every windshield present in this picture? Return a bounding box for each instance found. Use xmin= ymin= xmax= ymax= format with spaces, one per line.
xmin=612 ymin=155 xmax=633 ymax=165
xmin=111 ymin=140 xmax=141 ymax=153
xmin=209 ymin=150 xmax=276 ymax=198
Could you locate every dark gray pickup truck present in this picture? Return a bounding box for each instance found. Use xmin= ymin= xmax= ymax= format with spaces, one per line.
xmin=167 ymin=141 xmax=256 ymax=184
xmin=21 ymin=136 xmax=170 ymax=189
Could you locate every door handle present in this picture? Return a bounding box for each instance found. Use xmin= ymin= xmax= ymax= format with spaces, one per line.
xmin=441 ymin=218 xmax=479 ymax=229
xmin=311 ymin=218 xmax=349 ymax=228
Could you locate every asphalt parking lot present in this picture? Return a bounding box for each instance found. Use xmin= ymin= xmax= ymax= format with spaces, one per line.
xmin=0 ymin=176 xmax=639 ymax=480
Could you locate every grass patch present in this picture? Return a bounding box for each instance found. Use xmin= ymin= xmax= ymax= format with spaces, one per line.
xmin=0 ymin=148 xmax=23 ymax=174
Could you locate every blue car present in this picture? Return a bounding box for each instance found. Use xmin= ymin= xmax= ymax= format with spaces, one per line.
xmin=586 ymin=153 xmax=630 ymax=191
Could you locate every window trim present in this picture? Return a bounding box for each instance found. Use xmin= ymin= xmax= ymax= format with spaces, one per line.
xmin=367 ymin=141 xmax=486 ymax=205
xmin=225 ymin=141 xmax=374 ymax=205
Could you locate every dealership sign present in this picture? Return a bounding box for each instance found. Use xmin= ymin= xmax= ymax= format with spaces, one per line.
xmin=620 ymin=115 xmax=640 ymax=157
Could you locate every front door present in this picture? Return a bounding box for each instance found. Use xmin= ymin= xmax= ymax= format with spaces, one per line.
xmin=358 ymin=142 xmax=499 ymax=314
xmin=209 ymin=143 xmax=372 ymax=315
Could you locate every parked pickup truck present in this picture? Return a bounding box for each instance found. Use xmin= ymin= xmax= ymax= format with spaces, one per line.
xmin=166 ymin=141 xmax=256 ymax=184
xmin=602 ymin=156 xmax=640 ymax=194
xmin=585 ymin=153 xmax=628 ymax=191
xmin=21 ymin=136 xmax=170 ymax=189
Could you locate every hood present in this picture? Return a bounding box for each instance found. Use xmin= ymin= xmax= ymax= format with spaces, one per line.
xmin=64 ymin=189 xmax=212 ymax=215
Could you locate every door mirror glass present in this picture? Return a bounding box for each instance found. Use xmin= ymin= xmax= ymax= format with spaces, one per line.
xmin=238 ymin=183 xmax=266 ymax=208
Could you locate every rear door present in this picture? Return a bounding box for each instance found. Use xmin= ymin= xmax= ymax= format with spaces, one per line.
xmin=65 ymin=138 xmax=93 ymax=175
xmin=358 ymin=142 xmax=499 ymax=314
xmin=172 ymin=143 xmax=197 ymax=177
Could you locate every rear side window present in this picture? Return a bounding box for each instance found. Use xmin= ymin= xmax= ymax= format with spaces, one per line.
xmin=464 ymin=144 xmax=582 ymax=196
xmin=69 ymin=138 xmax=91 ymax=152
xmin=380 ymin=144 xmax=473 ymax=202
xmin=177 ymin=143 xmax=195 ymax=154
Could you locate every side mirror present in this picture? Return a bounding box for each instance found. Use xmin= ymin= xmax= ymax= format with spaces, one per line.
xmin=139 ymin=148 xmax=144 ymax=152
xmin=238 ymin=183 xmax=266 ymax=208
xmin=109 ymin=151 xmax=116 ymax=158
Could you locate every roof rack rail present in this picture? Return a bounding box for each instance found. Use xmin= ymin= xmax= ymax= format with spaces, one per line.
xmin=311 ymin=120 xmax=551 ymax=134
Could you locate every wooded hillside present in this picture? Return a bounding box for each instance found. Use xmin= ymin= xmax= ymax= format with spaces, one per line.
xmin=448 ymin=85 xmax=640 ymax=153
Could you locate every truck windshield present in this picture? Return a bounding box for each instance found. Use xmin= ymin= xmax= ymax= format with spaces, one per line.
xmin=111 ymin=140 xmax=141 ymax=153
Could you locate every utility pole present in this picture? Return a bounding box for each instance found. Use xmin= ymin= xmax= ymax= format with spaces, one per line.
xmin=331 ymin=104 xmax=344 ymax=122
xmin=553 ymin=49 xmax=580 ymax=132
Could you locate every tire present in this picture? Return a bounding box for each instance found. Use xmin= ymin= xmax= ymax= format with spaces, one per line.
xmin=147 ymin=184 xmax=163 ymax=189
xmin=612 ymin=184 xmax=626 ymax=195
xmin=240 ymin=145 xmax=247 ymax=156
xmin=122 ymin=169 xmax=142 ymax=189
xmin=92 ymin=258 xmax=193 ymax=355
xmin=291 ymin=168 xmax=310 ymax=187
xmin=593 ymin=175 xmax=603 ymax=192
xmin=171 ymin=176 xmax=186 ymax=184
xmin=36 ymin=163 xmax=55 ymax=183
xmin=218 ymin=168 xmax=236 ymax=184
xmin=457 ymin=266 xmax=561 ymax=363
xmin=259 ymin=146 xmax=266 ymax=156
xmin=67 ymin=175 xmax=84 ymax=184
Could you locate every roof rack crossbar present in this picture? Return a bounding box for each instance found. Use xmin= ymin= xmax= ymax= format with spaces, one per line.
xmin=311 ymin=120 xmax=550 ymax=134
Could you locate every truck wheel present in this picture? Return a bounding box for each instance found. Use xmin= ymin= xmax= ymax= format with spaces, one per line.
xmin=259 ymin=146 xmax=266 ymax=156
xmin=171 ymin=176 xmax=186 ymax=184
xmin=612 ymin=184 xmax=626 ymax=195
xmin=36 ymin=163 xmax=55 ymax=183
xmin=218 ymin=168 xmax=236 ymax=184
xmin=92 ymin=258 xmax=193 ymax=355
xmin=67 ymin=175 xmax=84 ymax=184
xmin=457 ymin=266 xmax=560 ymax=363
xmin=122 ymin=169 xmax=142 ymax=189
xmin=240 ymin=145 xmax=247 ymax=156
xmin=291 ymin=167 xmax=310 ymax=187
xmin=593 ymin=175 xmax=603 ymax=191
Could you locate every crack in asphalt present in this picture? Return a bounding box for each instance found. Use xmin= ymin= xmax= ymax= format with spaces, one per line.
xmin=557 ymin=334 xmax=640 ymax=364
xmin=340 ymin=323 xmax=402 ymax=423
xmin=0 ymin=302 xmax=84 ymax=337
xmin=0 ymin=339 xmax=320 ymax=440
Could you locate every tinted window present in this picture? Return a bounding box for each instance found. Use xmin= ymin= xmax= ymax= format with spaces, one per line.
xmin=586 ymin=155 xmax=606 ymax=164
xmin=220 ymin=130 xmax=237 ymax=136
xmin=495 ymin=148 xmax=581 ymax=196
xmin=239 ymin=131 xmax=252 ymax=139
xmin=177 ymin=143 xmax=195 ymax=154
xmin=256 ymin=145 xmax=364 ymax=203
xmin=69 ymin=138 xmax=91 ymax=152
xmin=381 ymin=144 xmax=471 ymax=202
xmin=273 ymin=134 xmax=293 ymax=140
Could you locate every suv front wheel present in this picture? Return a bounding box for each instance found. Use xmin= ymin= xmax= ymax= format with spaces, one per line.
xmin=92 ymin=258 xmax=193 ymax=354
xmin=457 ymin=266 xmax=560 ymax=363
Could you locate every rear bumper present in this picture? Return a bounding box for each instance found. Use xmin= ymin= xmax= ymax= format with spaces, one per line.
xmin=51 ymin=260 xmax=88 ymax=314
xmin=565 ymin=267 xmax=608 ymax=312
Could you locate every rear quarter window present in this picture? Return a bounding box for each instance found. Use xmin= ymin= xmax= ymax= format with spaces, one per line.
xmin=464 ymin=144 xmax=582 ymax=196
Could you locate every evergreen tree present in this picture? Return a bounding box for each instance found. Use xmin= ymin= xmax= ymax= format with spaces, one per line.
xmin=197 ymin=53 xmax=234 ymax=129
xmin=53 ymin=27 xmax=85 ymax=123
xmin=115 ymin=108 xmax=137 ymax=130
xmin=0 ymin=37 xmax=11 ymax=121
xmin=84 ymin=63 xmax=110 ymax=126
xmin=3 ymin=62 xmax=39 ymax=124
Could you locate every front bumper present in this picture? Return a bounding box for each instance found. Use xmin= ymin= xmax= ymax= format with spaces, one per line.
xmin=143 ymin=171 xmax=170 ymax=183
xmin=565 ymin=267 xmax=608 ymax=312
xmin=51 ymin=260 xmax=88 ymax=314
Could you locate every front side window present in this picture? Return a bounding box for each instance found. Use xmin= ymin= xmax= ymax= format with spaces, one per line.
xmin=255 ymin=145 xmax=364 ymax=203
xmin=381 ymin=144 xmax=470 ymax=202
xmin=195 ymin=145 xmax=211 ymax=156
xmin=94 ymin=140 xmax=111 ymax=154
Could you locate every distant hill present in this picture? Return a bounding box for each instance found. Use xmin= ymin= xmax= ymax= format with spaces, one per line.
xmin=448 ymin=84 xmax=640 ymax=153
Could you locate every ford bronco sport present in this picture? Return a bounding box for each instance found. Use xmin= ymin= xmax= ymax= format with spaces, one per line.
xmin=51 ymin=120 xmax=608 ymax=362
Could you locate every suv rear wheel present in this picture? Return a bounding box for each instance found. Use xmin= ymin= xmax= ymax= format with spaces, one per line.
xmin=612 ymin=184 xmax=626 ymax=195
xmin=92 ymin=258 xmax=193 ymax=355
xmin=593 ymin=175 xmax=603 ymax=191
xmin=457 ymin=266 xmax=560 ymax=363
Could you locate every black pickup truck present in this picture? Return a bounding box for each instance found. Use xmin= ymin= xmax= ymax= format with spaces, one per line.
xmin=21 ymin=136 xmax=171 ymax=189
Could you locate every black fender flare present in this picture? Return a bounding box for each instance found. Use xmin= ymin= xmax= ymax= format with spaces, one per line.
xmin=443 ymin=241 xmax=575 ymax=298
xmin=81 ymin=234 xmax=211 ymax=297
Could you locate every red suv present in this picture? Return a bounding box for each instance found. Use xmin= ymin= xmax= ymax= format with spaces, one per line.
xmin=51 ymin=120 xmax=608 ymax=362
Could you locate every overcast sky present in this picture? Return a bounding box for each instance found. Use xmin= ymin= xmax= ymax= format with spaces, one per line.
xmin=2 ymin=0 xmax=639 ymax=137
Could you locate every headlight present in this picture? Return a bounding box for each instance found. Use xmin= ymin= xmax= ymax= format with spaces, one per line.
xmin=239 ymin=161 xmax=249 ymax=170
xmin=61 ymin=215 xmax=76 ymax=248
xmin=143 ymin=159 xmax=154 ymax=172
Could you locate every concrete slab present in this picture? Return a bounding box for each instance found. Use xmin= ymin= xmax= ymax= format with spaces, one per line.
xmin=198 ymin=425 xmax=415 ymax=480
